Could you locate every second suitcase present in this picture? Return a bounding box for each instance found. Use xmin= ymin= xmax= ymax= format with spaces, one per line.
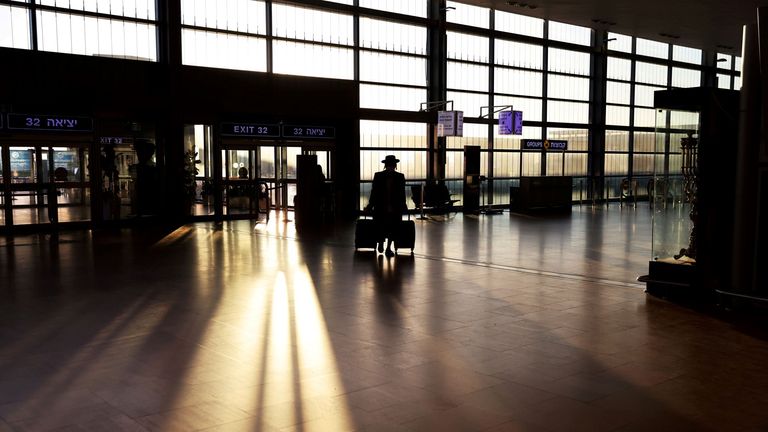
xmin=355 ymin=218 xmax=378 ymax=250
xmin=394 ymin=219 xmax=415 ymax=253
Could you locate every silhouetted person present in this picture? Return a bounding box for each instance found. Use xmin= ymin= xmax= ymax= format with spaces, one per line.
xmin=365 ymin=155 xmax=406 ymax=257
xmin=130 ymin=139 xmax=158 ymax=216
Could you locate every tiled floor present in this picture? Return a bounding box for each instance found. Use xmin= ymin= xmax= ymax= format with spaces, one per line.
xmin=0 ymin=204 xmax=766 ymax=431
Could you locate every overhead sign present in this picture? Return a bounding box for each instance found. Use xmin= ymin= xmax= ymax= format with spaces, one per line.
xmin=7 ymin=114 xmax=93 ymax=132
xmin=437 ymin=110 xmax=463 ymax=137
xmin=499 ymin=110 xmax=524 ymax=135
xmin=99 ymin=136 xmax=132 ymax=145
xmin=221 ymin=123 xmax=280 ymax=137
xmin=521 ymin=139 xmax=568 ymax=150
xmin=282 ymin=125 xmax=335 ymax=139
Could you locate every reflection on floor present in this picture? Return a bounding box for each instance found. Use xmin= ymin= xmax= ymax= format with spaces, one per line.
xmin=0 ymin=204 xmax=766 ymax=431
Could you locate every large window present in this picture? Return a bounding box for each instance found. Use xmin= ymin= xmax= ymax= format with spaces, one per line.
xmin=3 ymin=0 xmax=159 ymax=59
xmin=180 ymin=0 xmax=267 ymax=70
xmin=603 ymin=32 xmax=706 ymax=198
xmin=359 ymin=17 xmax=427 ymax=111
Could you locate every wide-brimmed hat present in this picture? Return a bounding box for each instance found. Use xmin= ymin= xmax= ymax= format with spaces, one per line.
xmin=381 ymin=155 xmax=400 ymax=164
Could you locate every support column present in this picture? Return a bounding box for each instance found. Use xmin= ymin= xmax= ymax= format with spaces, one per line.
xmin=428 ymin=0 xmax=447 ymax=181
xmin=590 ymin=29 xmax=608 ymax=201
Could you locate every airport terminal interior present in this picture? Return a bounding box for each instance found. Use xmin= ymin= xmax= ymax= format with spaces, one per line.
xmin=1 ymin=0 xmax=768 ymax=430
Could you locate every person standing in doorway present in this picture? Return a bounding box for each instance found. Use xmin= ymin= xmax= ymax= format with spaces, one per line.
xmin=365 ymin=155 xmax=407 ymax=257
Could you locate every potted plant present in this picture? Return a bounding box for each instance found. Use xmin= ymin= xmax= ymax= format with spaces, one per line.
xmin=183 ymin=150 xmax=200 ymax=213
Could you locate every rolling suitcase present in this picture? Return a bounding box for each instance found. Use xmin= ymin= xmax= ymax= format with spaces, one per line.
xmin=394 ymin=214 xmax=415 ymax=254
xmin=354 ymin=217 xmax=378 ymax=250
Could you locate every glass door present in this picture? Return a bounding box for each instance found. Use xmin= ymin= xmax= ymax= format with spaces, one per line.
xmin=4 ymin=144 xmax=91 ymax=227
xmin=222 ymin=148 xmax=261 ymax=218
xmin=51 ymin=145 xmax=90 ymax=223
xmin=8 ymin=146 xmax=46 ymax=226
xmin=216 ymin=141 xmax=334 ymax=221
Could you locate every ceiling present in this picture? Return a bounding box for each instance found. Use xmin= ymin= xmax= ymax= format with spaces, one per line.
xmin=461 ymin=0 xmax=766 ymax=55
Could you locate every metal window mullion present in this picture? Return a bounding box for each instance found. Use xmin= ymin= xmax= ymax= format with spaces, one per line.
xmin=541 ymin=20 xmax=549 ymax=176
xmin=29 ymin=0 xmax=38 ymax=51
xmin=627 ymin=37 xmax=638 ymax=182
xmin=266 ymin=0 xmax=273 ymax=73
xmin=353 ymin=5 xmax=359 ymax=82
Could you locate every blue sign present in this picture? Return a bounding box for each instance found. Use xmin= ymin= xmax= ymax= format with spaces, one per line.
xmin=282 ymin=125 xmax=335 ymax=139
xmin=8 ymin=114 xmax=93 ymax=132
xmin=513 ymin=110 xmax=523 ymax=135
xmin=10 ymin=150 xmax=32 ymax=173
xmin=221 ymin=123 xmax=280 ymax=137
xmin=499 ymin=111 xmax=524 ymax=135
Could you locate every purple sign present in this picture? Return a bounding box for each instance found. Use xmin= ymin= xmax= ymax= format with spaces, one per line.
xmin=499 ymin=110 xmax=523 ymax=135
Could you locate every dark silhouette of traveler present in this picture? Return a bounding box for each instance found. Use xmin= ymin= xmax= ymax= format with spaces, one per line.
xmin=129 ymin=139 xmax=158 ymax=216
xmin=365 ymin=155 xmax=406 ymax=257
xmin=238 ymin=167 xmax=248 ymax=179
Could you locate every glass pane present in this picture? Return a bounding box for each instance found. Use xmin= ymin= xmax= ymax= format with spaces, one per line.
xmin=606 ymin=81 xmax=631 ymax=104
xmin=273 ymin=40 xmax=353 ymax=79
xmin=260 ymin=146 xmax=275 ymax=178
xmin=494 ymin=10 xmax=543 ymax=38
xmin=10 ymin=146 xmax=42 ymax=226
xmin=634 ymin=108 xmax=657 ymax=128
xmin=548 ymin=20 xmax=591 ymax=46
xmin=547 ymin=128 xmax=588 ymax=151
xmin=547 ymin=74 xmax=590 ymax=101
xmin=52 ymin=146 xmax=90 ymax=222
xmin=446 ymin=123 xmax=488 ymax=150
xmin=359 ymin=18 xmax=426 ymax=55
xmin=634 ymin=132 xmax=656 ymax=152
xmin=494 ymin=126 xmax=541 ymax=150
xmin=360 ymin=150 xmax=427 ymax=181
xmin=672 ymin=45 xmax=702 ymax=64
xmin=0 ymin=5 xmax=32 ymax=49
xmin=493 ymin=95 xmax=542 ymax=122
xmin=360 ymin=51 xmax=427 ymax=86
xmin=635 ymin=62 xmax=668 ymax=86
xmin=447 ymin=31 xmax=489 ymax=63
xmin=605 ymin=130 xmax=629 ymax=152
xmin=606 ymin=105 xmax=630 ymax=126
xmin=547 ymin=101 xmax=589 ymax=124
xmin=606 ymin=32 xmax=631 ymax=53
xmin=716 ymin=53 xmax=732 ymax=70
xmin=272 ymin=3 xmax=353 ymax=45
xmin=447 ymin=91 xmax=489 ymax=119
xmin=446 ymin=1 xmax=489 ymax=28
xmin=493 ymin=152 xmax=520 ymax=178
xmin=607 ymin=57 xmax=632 ymax=81
xmin=358 ymin=0 xmax=427 ymax=17
xmin=52 ymin=0 xmax=154 ymax=19
xmin=636 ymin=37 xmax=668 ymax=59
xmin=604 ymin=153 xmax=628 ymax=176
xmin=547 ymin=48 xmax=590 ymax=75
xmin=447 ymin=61 xmax=489 ymax=92
xmin=182 ymin=29 xmax=267 ymax=72
xmin=37 ymin=11 xmax=157 ymax=61
xmin=671 ymin=67 xmax=701 ymax=88
xmin=521 ymin=152 xmax=541 ymax=176
xmin=494 ymin=39 xmax=542 ymax=69
xmin=360 ymin=120 xmax=427 ymax=149
xmin=494 ymin=68 xmax=543 ymax=97
xmin=359 ymin=84 xmax=426 ymax=111
xmin=717 ymin=73 xmax=731 ymax=89
xmin=181 ymin=0 xmax=266 ymax=34
xmin=634 ymin=84 xmax=664 ymax=107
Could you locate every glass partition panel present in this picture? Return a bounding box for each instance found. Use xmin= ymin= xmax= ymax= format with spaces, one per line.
xmin=652 ymin=108 xmax=699 ymax=262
